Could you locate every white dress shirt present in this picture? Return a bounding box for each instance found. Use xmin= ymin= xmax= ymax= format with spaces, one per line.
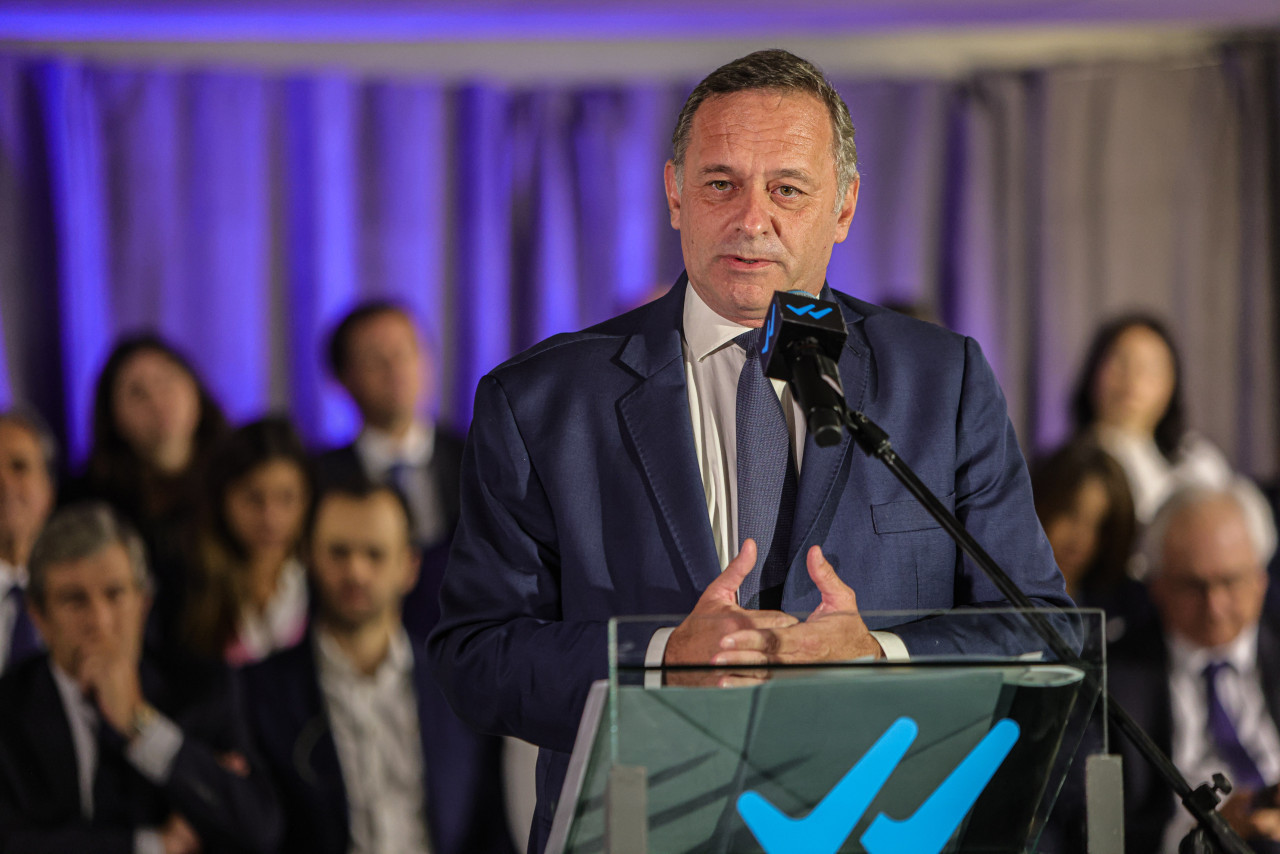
xmin=355 ymin=422 xmax=445 ymax=546
xmin=646 ymin=286 xmax=906 ymax=668
xmin=0 ymin=559 xmax=26 ymax=670
xmin=315 ymin=628 xmax=431 ymax=854
xmin=1096 ymin=427 xmax=1276 ymax=571
xmin=226 ymin=558 xmax=309 ymax=665
xmin=1160 ymin=625 xmax=1280 ymax=853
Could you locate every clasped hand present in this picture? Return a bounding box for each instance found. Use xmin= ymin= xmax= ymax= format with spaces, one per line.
xmin=664 ymin=540 xmax=883 ymax=674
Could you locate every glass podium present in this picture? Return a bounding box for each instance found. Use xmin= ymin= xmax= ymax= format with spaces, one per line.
xmin=546 ymin=608 xmax=1106 ymax=854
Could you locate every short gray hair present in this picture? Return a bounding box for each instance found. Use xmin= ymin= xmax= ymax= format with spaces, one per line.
xmin=0 ymin=408 xmax=59 ymax=480
xmin=671 ymin=49 xmax=859 ymax=208
xmin=28 ymin=502 xmax=150 ymax=608
xmin=1142 ymin=485 xmax=1276 ymax=577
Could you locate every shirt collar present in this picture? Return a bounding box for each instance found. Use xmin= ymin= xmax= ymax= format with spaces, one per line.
xmin=1168 ymin=622 xmax=1259 ymax=678
xmin=681 ymin=280 xmax=757 ymax=363
xmin=0 ymin=559 xmax=24 ymax=592
xmin=49 ymin=661 xmax=98 ymax=725
xmin=356 ymin=421 xmax=434 ymax=472
xmin=314 ymin=625 xmax=414 ymax=687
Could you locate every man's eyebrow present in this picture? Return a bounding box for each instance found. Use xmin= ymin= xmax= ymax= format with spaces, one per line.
xmin=696 ymin=164 xmax=737 ymax=178
xmin=773 ymin=168 xmax=815 ymax=183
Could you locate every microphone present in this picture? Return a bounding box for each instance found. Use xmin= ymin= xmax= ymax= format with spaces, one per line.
xmin=760 ymin=290 xmax=848 ymax=447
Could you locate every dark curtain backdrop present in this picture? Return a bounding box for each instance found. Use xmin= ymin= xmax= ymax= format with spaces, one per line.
xmin=1 ymin=38 xmax=1276 ymax=478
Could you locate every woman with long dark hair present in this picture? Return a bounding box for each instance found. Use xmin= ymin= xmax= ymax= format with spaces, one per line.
xmin=182 ymin=417 xmax=313 ymax=664
xmin=76 ymin=333 xmax=229 ymax=573
xmin=1070 ymin=314 xmax=1274 ymax=561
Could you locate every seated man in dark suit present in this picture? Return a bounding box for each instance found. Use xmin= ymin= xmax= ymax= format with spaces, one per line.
xmin=1110 ymin=485 xmax=1280 ymax=852
xmin=240 ymin=480 xmax=512 ymax=854
xmin=0 ymin=410 xmax=57 ymax=672
xmin=0 ymin=502 xmax=281 ymax=854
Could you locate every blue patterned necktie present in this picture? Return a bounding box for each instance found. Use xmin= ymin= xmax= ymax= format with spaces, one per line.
xmin=1203 ymin=660 xmax=1267 ymax=790
xmin=5 ymin=584 xmax=41 ymax=670
xmin=735 ymin=329 xmax=798 ymax=610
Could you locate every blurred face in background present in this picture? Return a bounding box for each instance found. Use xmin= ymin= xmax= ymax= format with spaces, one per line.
xmin=1150 ymin=497 xmax=1266 ymax=650
xmin=1091 ymin=324 xmax=1176 ymax=438
xmin=0 ymin=422 xmax=55 ymax=566
xmin=309 ymin=491 xmax=418 ymax=633
xmin=339 ymin=311 xmax=426 ymax=435
xmin=112 ymin=349 xmax=201 ymax=473
xmin=30 ymin=543 xmax=148 ymax=677
xmin=1044 ymin=475 xmax=1110 ymax=592
xmin=224 ymin=458 xmax=309 ymax=562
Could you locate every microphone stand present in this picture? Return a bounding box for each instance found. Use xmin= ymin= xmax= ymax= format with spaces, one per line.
xmin=835 ymin=406 xmax=1251 ymax=854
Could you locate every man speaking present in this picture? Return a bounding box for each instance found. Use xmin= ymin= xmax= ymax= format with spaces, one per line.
xmin=428 ymin=49 xmax=1070 ymax=851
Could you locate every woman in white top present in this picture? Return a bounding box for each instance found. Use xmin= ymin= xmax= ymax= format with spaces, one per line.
xmin=181 ymin=416 xmax=313 ymax=665
xmin=1069 ymin=314 xmax=1276 ymax=566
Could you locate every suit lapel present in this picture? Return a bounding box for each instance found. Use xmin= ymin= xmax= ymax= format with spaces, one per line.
xmin=1257 ymin=623 xmax=1280 ymax=729
xmin=783 ymin=296 xmax=870 ymax=606
xmin=25 ymin=662 xmax=85 ymax=819
xmin=291 ymin=640 xmax=350 ymax=841
xmin=617 ymin=276 xmax=722 ymax=592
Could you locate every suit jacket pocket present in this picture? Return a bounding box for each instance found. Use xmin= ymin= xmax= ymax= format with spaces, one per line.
xmin=870 ymin=492 xmax=956 ymax=534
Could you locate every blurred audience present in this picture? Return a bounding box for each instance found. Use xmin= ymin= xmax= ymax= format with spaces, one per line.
xmin=241 ymin=479 xmax=513 ymax=854
xmin=1109 ymin=486 xmax=1280 ymax=853
xmin=0 ymin=502 xmax=281 ymax=853
xmin=71 ymin=334 xmax=230 ymax=583
xmin=0 ymin=410 xmax=56 ymax=672
xmin=1070 ymin=314 xmax=1275 ymax=566
xmin=178 ymin=417 xmax=313 ymax=666
xmin=316 ymin=301 xmax=535 ymax=849
xmin=1031 ymin=437 xmax=1152 ymax=640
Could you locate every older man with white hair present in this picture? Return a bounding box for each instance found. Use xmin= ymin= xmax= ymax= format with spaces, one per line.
xmin=1110 ymin=485 xmax=1280 ymax=853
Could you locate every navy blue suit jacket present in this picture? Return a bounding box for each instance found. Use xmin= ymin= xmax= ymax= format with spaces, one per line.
xmin=428 ymin=277 xmax=1070 ymax=851
xmin=0 ymin=654 xmax=281 ymax=854
xmin=240 ymin=631 xmax=513 ymax=854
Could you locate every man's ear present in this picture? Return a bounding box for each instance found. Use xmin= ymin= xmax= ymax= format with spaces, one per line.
xmin=401 ymin=549 xmax=421 ymax=597
xmin=663 ymin=160 xmax=682 ymax=230
xmin=833 ymin=175 xmax=859 ymax=244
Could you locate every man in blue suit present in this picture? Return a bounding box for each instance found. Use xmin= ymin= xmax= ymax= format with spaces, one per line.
xmin=428 ymin=49 xmax=1069 ymax=852
xmin=241 ymin=480 xmax=512 ymax=854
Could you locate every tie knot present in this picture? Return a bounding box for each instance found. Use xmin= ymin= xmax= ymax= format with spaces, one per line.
xmin=735 ymin=329 xmax=760 ymax=359
xmin=1204 ymin=660 xmax=1233 ymax=683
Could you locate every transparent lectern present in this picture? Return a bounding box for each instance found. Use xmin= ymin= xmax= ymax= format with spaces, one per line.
xmin=546 ymin=608 xmax=1107 ymax=854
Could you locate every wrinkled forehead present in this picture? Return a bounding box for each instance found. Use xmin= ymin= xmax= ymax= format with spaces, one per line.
xmin=689 ymin=89 xmax=836 ymax=157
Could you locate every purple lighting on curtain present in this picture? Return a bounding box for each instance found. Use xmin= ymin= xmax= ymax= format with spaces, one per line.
xmin=454 ymin=85 xmax=515 ymax=422
xmin=40 ymin=61 xmax=111 ymax=463
xmin=285 ymin=74 xmax=361 ymax=447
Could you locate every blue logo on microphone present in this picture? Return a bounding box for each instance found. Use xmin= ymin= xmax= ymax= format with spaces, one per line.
xmin=785 ymin=303 xmax=833 ymax=320
xmin=763 ymin=305 xmax=776 ymax=354
xmin=736 ymin=716 xmax=1020 ymax=854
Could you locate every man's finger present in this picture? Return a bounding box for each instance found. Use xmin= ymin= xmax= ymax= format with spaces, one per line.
xmin=702 ymin=539 xmax=757 ymax=603
xmin=807 ymin=545 xmax=858 ymax=612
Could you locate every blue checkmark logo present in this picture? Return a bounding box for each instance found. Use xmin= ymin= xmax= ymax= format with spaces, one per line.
xmin=785 ymin=303 xmax=814 ymax=316
xmin=763 ymin=304 xmax=776 ymax=354
xmin=736 ymin=717 xmax=1020 ymax=854
xmin=809 ymin=307 xmax=833 ymax=319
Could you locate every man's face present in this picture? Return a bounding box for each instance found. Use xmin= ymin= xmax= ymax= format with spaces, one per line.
xmin=1150 ymin=498 xmax=1266 ymax=649
xmin=0 ymin=423 xmax=55 ymax=558
xmin=29 ymin=543 xmax=148 ymax=677
xmin=664 ymin=89 xmax=858 ymax=326
xmin=339 ymin=312 xmax=427 ymax=431
xmin=309 ymin=492 xmax=418 ymax=632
